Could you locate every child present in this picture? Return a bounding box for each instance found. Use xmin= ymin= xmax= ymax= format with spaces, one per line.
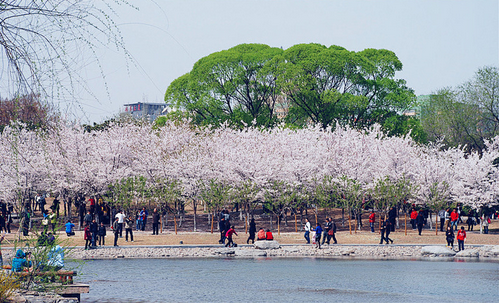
xmin=457 ymin=226 xmax=466 ymax=251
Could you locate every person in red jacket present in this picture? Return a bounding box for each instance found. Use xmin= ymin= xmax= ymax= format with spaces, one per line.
xmin=265 ymin=229 xmax=274 ymax=241
xmin=456 ymin=226 xmax=466 ymax=251
xmin=450 ymin=209 xmax=459 ymax=231
xmin=257 ymin=228 xmax=266 ymax=241
xmin=225 ymin=226 xmax=238 ymax=247
xmin=369 ymin=210 xmax=376 ymax=233
xmin=410 ymin=209 xmax=418 ymax=230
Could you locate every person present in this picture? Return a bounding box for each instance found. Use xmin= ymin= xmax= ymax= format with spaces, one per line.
xmin=139 ymin=207 xmax=148 ymax=231
xmin=416 ymin=210 xmax=425 ymax=236
xmin=481 ymin=214 xmax=489 ymax=234
xmin=125 ymin=215 xmax=134 ymax=242
xmin=112 ymin=217 xmax=120 ymax=246
xmin=330 ymin=219 xmax=338 ymax=244
xmin=115 ymin=211 xmax=125 ymax=238
xmin=41 ymin=210 xmax=49 ymax=233
xmin=84 ymin=224 xmax=92 ymax=250
xmin=37 ymin=232 xmax=55 ymax=246
xmin=410 ymin=208 xmax=418 ymax=230
xmin=369 ymin=211 xmax=376 ymax=233
xmin=457 ymin=226 xmax=466 ymax=251
xmin=257 ymin=228 xmax=266 ymax=241
xmin=6 ymin=210 xmax=12 ymax=233
xmin=225 ymin=226 xmax=238 ymax=247
xmin=37 ymin=193 xmax=46 ymax=213
xmin=21 ymin=210 xmax=30 ymax=236
xmin=65 ymin=220 xmax=75 ymax=236
xmin=152 ymin=208 xmax=160 ymax=235
xmin=98 ymin=222 xmax=106 ymax=246
xmin=379 ymin=218 xmax=386 ymax=244
xmin=304 ymin=218 xmax=311 ymax=244
xmin=84 ymin=211 xmax=92 ymax=227
xmin=450 ymin=209 xmax=459 ymax=231
xmin=90 ymin=219 xmax=98 ymax=247
xmin=438 ymin=208 xmax=446 ymax=232
xmin=0 ymin=233 xmax=4 ymax=267
xmin=0 ymin=213 xmax=5 ymax=234
xmin=388 ymin=206 xmax=396 ymax=232
xmin=265 ymin=229 xmax=274 ymax=241
xmin=247 ymin=218 xmax=256 ymax=244
xmin=89 ymin=197 xmax=96 ymax=215
xmin=380 ymin=217 xmax=393 ymax=244
xmin=218 ymin=217 xmax=227 ymax=244
xmin=466 ymin=215 xmax=474 ymax=231
xmin=48 ymin=210 xmax=57 ymax=232
xmin=51 ymin=196 xmax=60 ymax=218
xmin=444 ymin=208 xmax=451 ymax=230
xmin=445 ymin=226 xmax=454 ymax=248
xmin=314 ymin=223 xmax=323 ymax=249
xmin=11 ymin=249 xmax=32 ymax=272
xmin=135 ymin=210 xmax=140 ymax=230
xmin=322 ymin=218 xmax=332 ymax=245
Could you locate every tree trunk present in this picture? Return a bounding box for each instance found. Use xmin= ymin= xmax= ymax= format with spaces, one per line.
xmin=435 ymin=212 xmax=438 ymax=235
xmin=174 ymin=214 xmax=178 ymax=235
xmin=404 ymin=213 xmax=407 ymax=235
xmin=295 ymin=214 xmax=297 ymax=232
xmin=348 ymin=208 xmax=352 ymax=235
xmin=210 ymin=212 xmax=213 ymax=233
xmin=193 ymin=201 xmax=197 ymax=232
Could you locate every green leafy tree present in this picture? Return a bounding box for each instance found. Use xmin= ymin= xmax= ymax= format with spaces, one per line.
xmin=199 ymin=179 xmax=232 ymax=232
xmin=280 ymin=44 xmax=416 ymax=133
xmin=420 ymin=66 xmax=499 ymax=153
xmin=165 ymin=44 xmax=284 ymax=128
xmin=165 ymin=43 xmax=418 ymax=138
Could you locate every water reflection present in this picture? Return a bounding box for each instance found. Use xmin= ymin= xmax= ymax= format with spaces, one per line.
xmin=75 ymin=258 xmax=499 ymax=303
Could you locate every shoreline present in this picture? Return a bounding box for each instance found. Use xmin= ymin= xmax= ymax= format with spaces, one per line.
xmin=3 ymin=243 xmax=498 ymax=262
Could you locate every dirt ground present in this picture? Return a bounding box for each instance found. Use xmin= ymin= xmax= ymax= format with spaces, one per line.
xmin=2 ymin=199 xmax=497 ymax=247
xmin=2 ymin=223 xmax=498 ymax=247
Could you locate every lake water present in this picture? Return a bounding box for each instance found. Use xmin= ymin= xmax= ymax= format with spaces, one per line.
xmin=76 ymin=258 xmax=499 ymax=303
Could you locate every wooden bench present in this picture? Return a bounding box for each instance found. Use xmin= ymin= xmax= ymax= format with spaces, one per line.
xmin=2 ymin=265 xmax=77 ymax=284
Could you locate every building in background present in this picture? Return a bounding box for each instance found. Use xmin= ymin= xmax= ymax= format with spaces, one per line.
xmin=122 ymin=102 xmax=172 ymax=122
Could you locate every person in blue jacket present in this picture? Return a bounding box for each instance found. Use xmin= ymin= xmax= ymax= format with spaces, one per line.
xmin=65 ymin=220 xmax=75 ymax=236
xmin=315 ymin=223 xmax=323 ymax=249
xmin=12 ymin=249 xmax=32 ymax=272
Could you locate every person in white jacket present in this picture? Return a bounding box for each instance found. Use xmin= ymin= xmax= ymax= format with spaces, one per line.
xmin=304 ymin=218 xmax=311 ymax=244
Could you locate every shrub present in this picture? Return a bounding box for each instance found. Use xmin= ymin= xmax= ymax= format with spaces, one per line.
xmin=0 ymin=271 xmax=20 ymax=302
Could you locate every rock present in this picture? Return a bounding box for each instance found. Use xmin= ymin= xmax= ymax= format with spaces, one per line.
xmin=455 ymin=249 xmax=479 ymax=258
xmin=235 ymin=249 xmax=267 ymax=257
xmin=490 ymin=245 xmax=499 ymax=256
xmin=421 ymin=246 xmax=456 ymax=256
xmin=254 ymin=240 xmax=281 ymax=250
xmin=214 ymin=248 xmax=235 ymax=255
xmin=339 ymin=249 xmax=355 ymax=256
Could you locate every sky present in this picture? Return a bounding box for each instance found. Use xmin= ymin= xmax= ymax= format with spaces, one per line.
xmin=73 ymin=0 xmax=499 ymax=123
